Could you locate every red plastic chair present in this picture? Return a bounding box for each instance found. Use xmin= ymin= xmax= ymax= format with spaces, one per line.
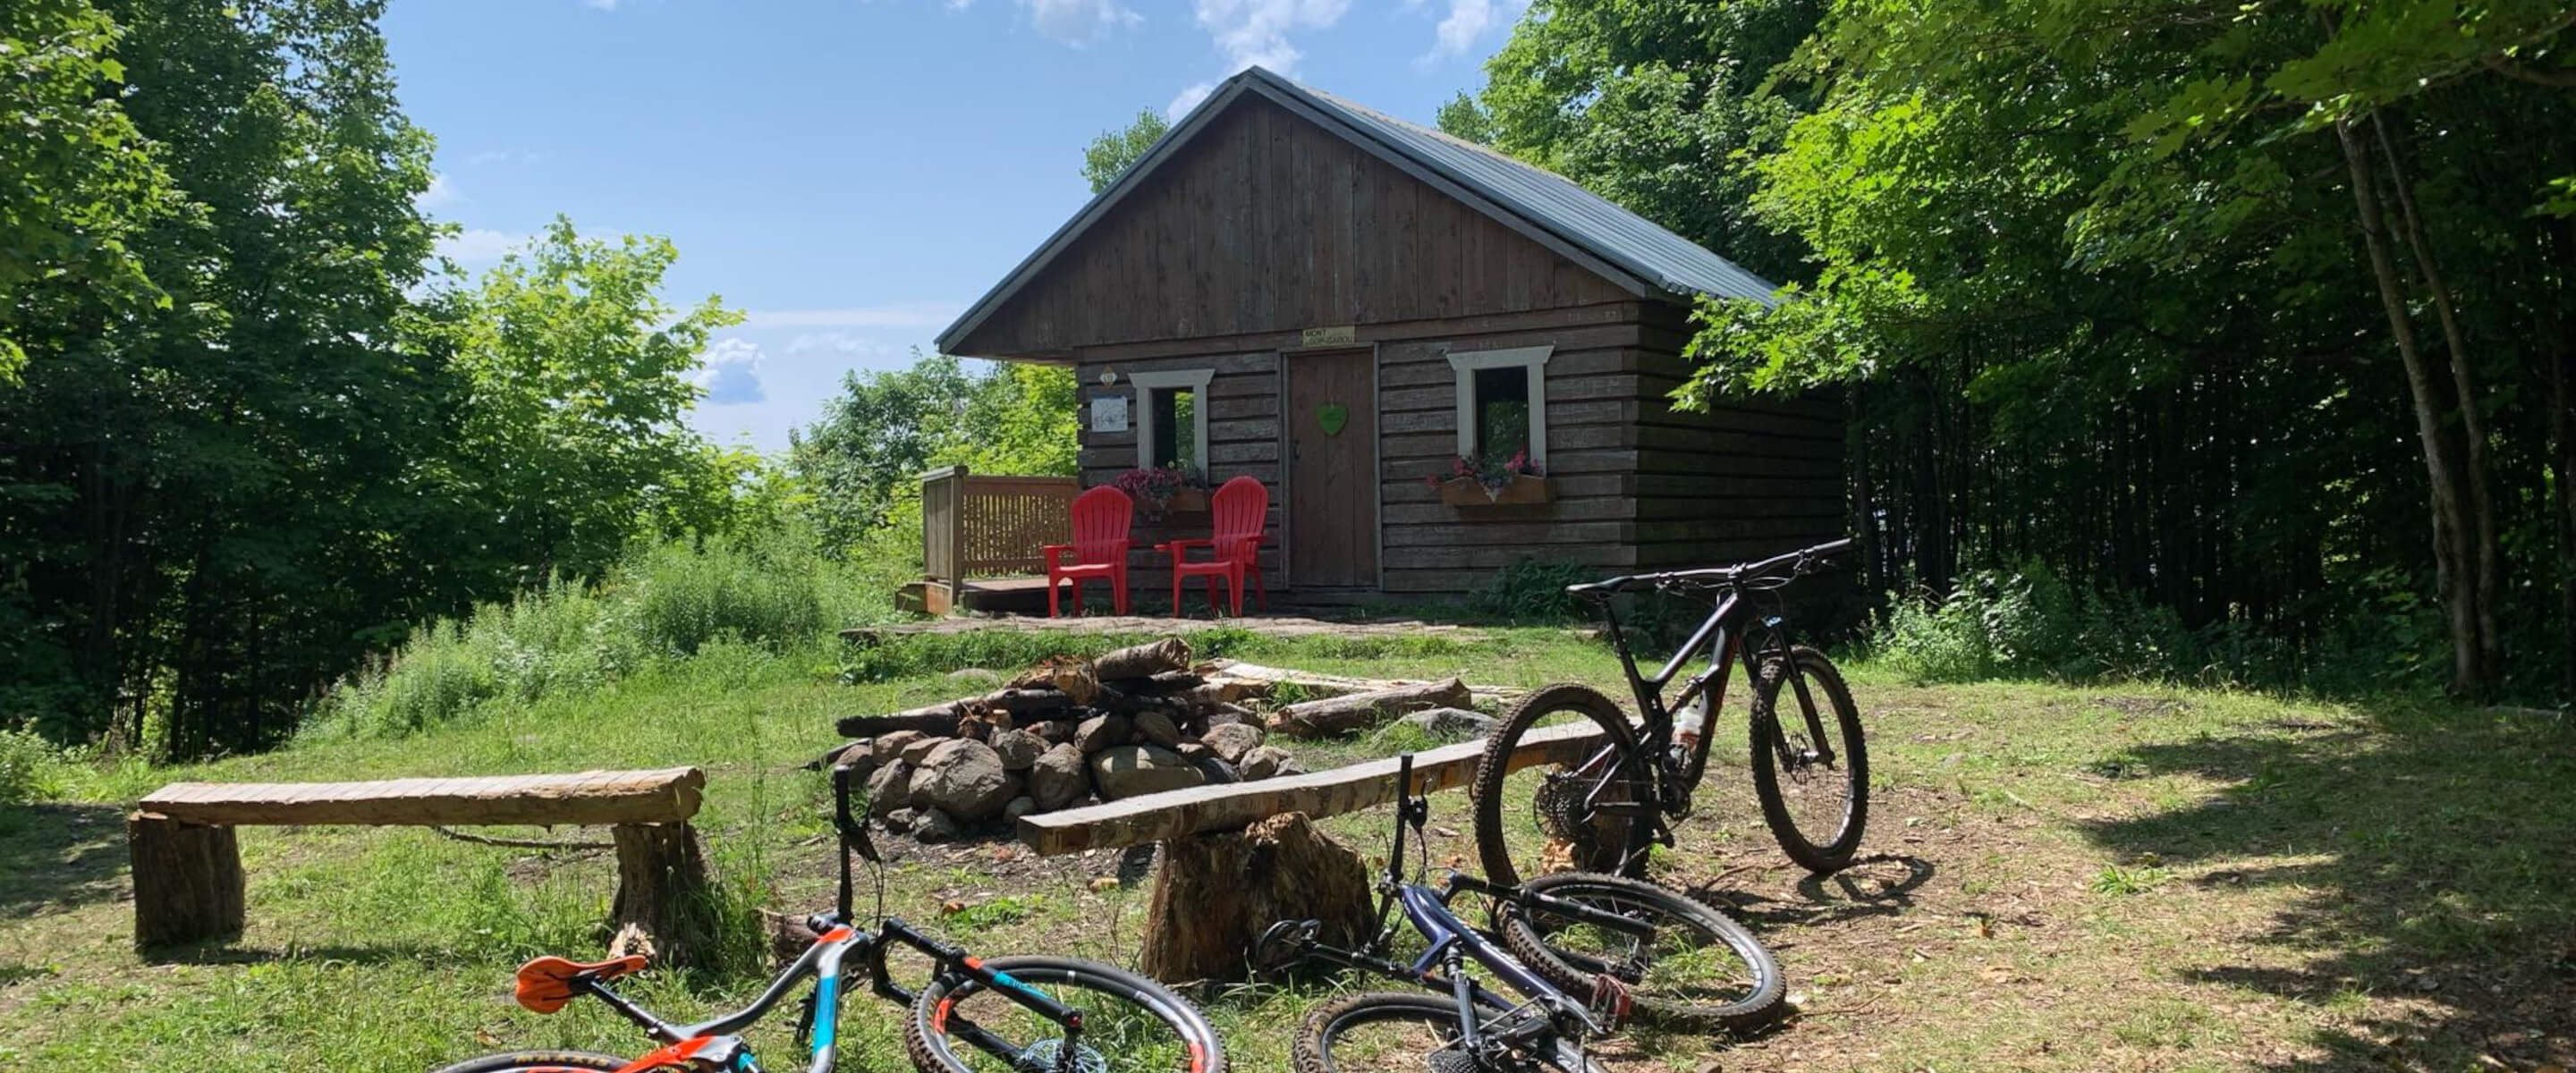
xmin=1157 ymin=476 xmax=1270 ymax=616
xmin=1044 ymin=486 xmax=1134 ymax=617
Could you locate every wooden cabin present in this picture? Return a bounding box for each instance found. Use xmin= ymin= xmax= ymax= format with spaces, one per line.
xmin=933 ymin=66 xmax=1843 ymax=604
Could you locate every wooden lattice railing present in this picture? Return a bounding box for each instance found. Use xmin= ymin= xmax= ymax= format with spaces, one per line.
xmin=921 ymin=466 xmax=1079 ymax=585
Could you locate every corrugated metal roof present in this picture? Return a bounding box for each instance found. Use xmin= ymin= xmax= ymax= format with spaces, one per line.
xmin=937 ymin=66 xmax=1775 ymax=354
xmin=1273 ymin=70 xmax=1779 ymax=306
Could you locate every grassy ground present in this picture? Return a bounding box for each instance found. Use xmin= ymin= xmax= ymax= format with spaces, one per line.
xmin=2 ymin=626 xmax=2569 ymax=1072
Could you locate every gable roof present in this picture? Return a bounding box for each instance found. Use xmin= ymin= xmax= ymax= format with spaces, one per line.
xmin=936 ymin=66 xmax=1777 ymax=354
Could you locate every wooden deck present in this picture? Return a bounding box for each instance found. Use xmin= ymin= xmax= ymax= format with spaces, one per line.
xmin=895 ymin=576 xmax=1055 ymax=616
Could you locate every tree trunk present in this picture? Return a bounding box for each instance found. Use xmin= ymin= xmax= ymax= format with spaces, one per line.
xmin=609 ymin=822 xmax=720 ymax=969
xmin=2335 ymin=115 xmax=2491 ymax=697
xmin=130 ymin=814 xmax=243 ymax=948
xmin=1135 ymin=813 xmax=1375 ymax=984
xmin=2373 ymin=113 xmax=2504 ymax=681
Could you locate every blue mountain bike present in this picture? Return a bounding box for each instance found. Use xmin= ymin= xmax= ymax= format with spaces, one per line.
xmin=1258 ymin=756 xmax=1784 ymax=1072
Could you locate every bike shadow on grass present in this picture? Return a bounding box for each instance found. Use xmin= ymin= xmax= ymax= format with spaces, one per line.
xmin=1682 ymin=853 xmax=1936 ymax=931
xmin=0 ymin=802 xmax=132 ymax=920
xmin=2075 ymin=700 xmax=2574 ymax=1073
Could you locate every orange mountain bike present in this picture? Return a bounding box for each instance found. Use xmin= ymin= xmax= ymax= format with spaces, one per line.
xmin=433 ymin=765 xmax=1225 ymax=1073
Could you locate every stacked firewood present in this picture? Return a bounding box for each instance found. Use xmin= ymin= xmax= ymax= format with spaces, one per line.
xmin=811 ymin=638 xmax=1308 ymax=842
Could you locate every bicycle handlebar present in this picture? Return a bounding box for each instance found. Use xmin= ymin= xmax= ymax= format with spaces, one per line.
xmin=1564 ymin=537 xmax=1855 ymax=597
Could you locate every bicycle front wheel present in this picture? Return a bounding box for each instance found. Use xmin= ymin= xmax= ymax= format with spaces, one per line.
xmin=1497 ymin=872 xmax=1785 ymax=1035
xmin=1292 ymin=992 xmax=1607 ymax=1073
xmin=1471 ymin=682 xmax=1652 ymax=889
xmin=1748 ymin=646 xmax=1868 ymax=874
xmin=904 ymin=955 xmax=1225 ymax=1073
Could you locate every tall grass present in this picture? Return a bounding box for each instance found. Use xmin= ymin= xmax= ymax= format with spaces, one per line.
xmin=312 ymin=528 xmax=904 ymax=741
xmin=1870 ymin=560 xmax=2445 ymax=694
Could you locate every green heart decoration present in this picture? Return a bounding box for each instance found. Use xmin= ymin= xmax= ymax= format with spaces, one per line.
xmin=1317 ymin=402 xmax=1349 ymax=436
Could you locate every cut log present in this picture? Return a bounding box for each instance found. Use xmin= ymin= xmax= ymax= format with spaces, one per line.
xmin=1092 ymin=638 xmax=1192 ymax=681
xmin=1136 ymin=813 xmax=1374 ymax=984
xmin=1206 ymin=661 xmax=1521 ymax=704
xmin=1017 ymin=721 xmax=1608 ymax=855
xmin=130 ymin=813 xmax=244 ymax=948
xmin=834 ymin=704 xmax=963 ymax=739
xmin=976 ymin=688 xmax=1078 ymax=715
xmin=609 ymin=822 xmax=720 ymax=969
xmin=1271 ymin=679 xmax=1474 ymax=738
xmin=139 ymin=767 xmax=705 ymax=827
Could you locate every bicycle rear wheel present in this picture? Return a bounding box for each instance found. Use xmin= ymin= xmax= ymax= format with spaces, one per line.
xmin=1470 ymin=682 xmax=1651 ymax=889
xmin=1292 ymin=992 xmax=1606 ymax=1073
xmin=1748 ymin=646 xmax=1868 ymax=874
xmin=904 ymin=955 xmax=1225 ymax=1073
xmin=1496 ymin=872 xmax=1784 ymax=1035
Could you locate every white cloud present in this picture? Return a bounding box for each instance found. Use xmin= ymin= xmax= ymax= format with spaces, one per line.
xmin=1165 ymin=81 xmax=1216 ymax=120
xmin=1191 ymin=0 xmax=1352 ymax=75
xmin=416 ymin=173 xmax=461 ymax=210
xmin=437 ymin=228 xmax=527 ymax=266
xmin=1018 ymin=0 xmax=1140 ymax=46
xmin=739 ymin=302 xmax=966 ymax=330
xmin=1422 ymin=0 xmax=1525 ymax=61
xmin=695 ymin=338 xmax=766 ymax=405
xmin=785 ymin=332 xmax=907 ymax=357
xmin=580 ymin=0 xmax=620 ymax=10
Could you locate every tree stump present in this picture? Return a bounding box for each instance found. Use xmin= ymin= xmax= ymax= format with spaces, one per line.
xmin=609 ymin=822 xmax=720 ymax=968
xmin=130 ymin=813 xmax=244 ymax=948
xmin=1136 ymin=812 xmax=1373 ymax=984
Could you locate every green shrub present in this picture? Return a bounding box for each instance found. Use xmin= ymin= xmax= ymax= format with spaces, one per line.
xmin=631 ymin=537 xmax=826 ymax=656
xmin=1876 ymin=562 xmax=2199 ymax=685
xmin=1470 ymin=560 xmax=1593 ymax=621
xmin=0 ymin=724 xmax=70 ymax=806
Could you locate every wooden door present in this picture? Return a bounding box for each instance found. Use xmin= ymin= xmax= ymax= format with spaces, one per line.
xmin=1285 ymin=348 xmax=1380 ymax=588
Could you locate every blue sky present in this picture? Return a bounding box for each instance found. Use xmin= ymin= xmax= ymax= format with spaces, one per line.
xmin=386 ymin=0 xmax=1528 ymax=453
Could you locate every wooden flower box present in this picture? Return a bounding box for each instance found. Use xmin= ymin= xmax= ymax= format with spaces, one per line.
xmin=1438 ymin=474 xmax=1551 ymax=507
xmin=1161 ymin=486 xmax=1209 ymax=514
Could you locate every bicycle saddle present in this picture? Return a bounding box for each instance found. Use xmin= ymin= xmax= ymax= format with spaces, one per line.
xmin=513 ymin=953 xmax=648 ymax=1013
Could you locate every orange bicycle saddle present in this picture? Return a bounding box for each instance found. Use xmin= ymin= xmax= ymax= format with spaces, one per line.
xmin=513 ymin=954 xmax=648 ymax=1014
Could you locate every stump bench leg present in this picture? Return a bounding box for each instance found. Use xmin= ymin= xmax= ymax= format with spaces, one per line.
xmin=130 ymin=813 xmax=244 ymax=948
xmin=1136 ymin=812 xmax=1374 ymax=984
xmin=610 ymin=822 xmax=718 ymax=968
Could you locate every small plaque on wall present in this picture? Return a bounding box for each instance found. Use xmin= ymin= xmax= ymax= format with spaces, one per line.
xmin=1090 ymin=393 xmax=1129 ymax=433
xmin=1301 ymin=325 xmax=1356 ymax=347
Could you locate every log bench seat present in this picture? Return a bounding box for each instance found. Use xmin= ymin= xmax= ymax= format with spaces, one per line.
xmin=129 ymin=767 xmax=716 ymax=962
xmin=1011 ymin=722 xmax=1608 ymax=982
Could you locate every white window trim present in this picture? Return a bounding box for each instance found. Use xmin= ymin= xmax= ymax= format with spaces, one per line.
xmin=1129 ymin=368 xmax=1215 ymax=474
xmin=1446 ymin=345 xmax=1554 ymax=468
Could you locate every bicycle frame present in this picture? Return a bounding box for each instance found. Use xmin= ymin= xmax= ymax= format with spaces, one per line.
xmin=1270 ymin=756 xmax=1659 ymax=1059
xmin=547 ymin=766 xmax=1087 ymax=1073
xmin=1566 ymin=539 xmax=1855 ymax=819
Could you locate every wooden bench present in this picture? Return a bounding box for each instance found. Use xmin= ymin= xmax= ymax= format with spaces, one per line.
xmin=130 ymin=767 xmax=716 ymax=963
xmin=1015 ymin=722 xmax=1607 ymax=982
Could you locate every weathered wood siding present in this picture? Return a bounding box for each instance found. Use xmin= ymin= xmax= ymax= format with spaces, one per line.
xmin=956 ymin=96 xmax=1635 ymax=359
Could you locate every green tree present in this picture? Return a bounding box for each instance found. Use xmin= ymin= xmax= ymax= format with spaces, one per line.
xmin=1675 ymin=0 xmax=2576 ymax=697
xmin=1080 ymin=109 xmax=1170 ymax=194
xmin=405 ymin=217 xmax=741 ymax=588
xmin=0 ymin=0 xmax=174 ymax=383
xmin=790 ymin=352 xmax=1080 ymax=553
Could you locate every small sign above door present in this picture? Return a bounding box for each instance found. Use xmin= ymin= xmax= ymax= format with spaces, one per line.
xmin=1300 ymin=325 xmax=1356 ymax=348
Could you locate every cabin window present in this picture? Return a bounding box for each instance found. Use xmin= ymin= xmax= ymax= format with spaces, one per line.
xmin=1128 ymin=368 xmax=1215 ymax=475
xmin=1446 ymin=345 xmax=1554 ymax=468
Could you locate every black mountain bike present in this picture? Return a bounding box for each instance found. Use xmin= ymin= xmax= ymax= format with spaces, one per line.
xmin=433 ymin=764 xmax=1225 ymax=1073
xmin=1258 ymin=755 xmax=1784 ymax=1073
xmin=1470 ymin=538 xmax=1867 ymax=883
